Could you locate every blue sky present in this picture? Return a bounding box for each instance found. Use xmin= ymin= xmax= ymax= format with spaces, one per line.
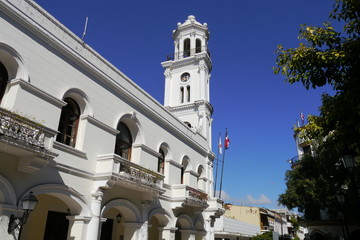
xmin=33 ymin=0 xmax=336 ymax=209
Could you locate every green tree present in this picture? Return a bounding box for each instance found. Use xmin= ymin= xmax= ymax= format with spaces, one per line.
xmin=274 ymin=0 xmax=360 ymax=220
xmin=251 ymin=231 xmax=273 ymax=240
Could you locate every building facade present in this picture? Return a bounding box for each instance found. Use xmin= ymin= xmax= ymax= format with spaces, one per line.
xmin=0 ymin=1 xmax=223 ymax=239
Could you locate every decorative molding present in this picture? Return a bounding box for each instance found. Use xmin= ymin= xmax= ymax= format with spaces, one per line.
xmin=80 ymin=115 xmax=119 ymax=136
xmin=167 ymin=159 xmax=183 ymax=169
xmin=53 ymin=141 xmax=87 ymax=159
xmin=132 ymin=144 xmax=160 ymax=158
xmin=53 ymin=162 xmax=93 ymax=180
xmin=8 ymin=78 xmax=66 ymax=108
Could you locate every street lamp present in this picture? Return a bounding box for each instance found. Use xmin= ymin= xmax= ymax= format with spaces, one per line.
xmin=8 ymin=192 xmax=38 ymax=234
xmin=340 ymin=155 xmax=356 ymax=170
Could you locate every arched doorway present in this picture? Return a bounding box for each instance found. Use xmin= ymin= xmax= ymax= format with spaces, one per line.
xmin=100 ymin=199 xmax=141 ymax=240
xmin=175 ymin=214 xmax=194 ymax=240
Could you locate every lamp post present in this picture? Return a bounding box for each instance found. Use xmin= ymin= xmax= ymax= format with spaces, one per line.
xmin=340 ymin=154 xmax=359 ymax=213
xmin=336 ymin=190 xmax=348 ymax=240
xmin=8 ymin=192 xmax=38 ymax=234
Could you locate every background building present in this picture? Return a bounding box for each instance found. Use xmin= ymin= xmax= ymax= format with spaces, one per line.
xmin=0 ymin=1 xmax=223 ymax=239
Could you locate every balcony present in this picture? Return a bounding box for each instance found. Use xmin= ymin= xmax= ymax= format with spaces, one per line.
xmin=0 ymin=107 xmax=58 ymax=173
xmin=166 ymin=46 xmax=211 ymax=61
xmin=171 ymin=185 xmax=209 ymax=209
xmin=289 ymin=155 xmax=300 ymax=167
xmin=96 ymin=154 xmax=165 ymax=193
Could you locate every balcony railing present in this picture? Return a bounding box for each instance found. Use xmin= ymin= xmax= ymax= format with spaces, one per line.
xmin=289 ymin=155 xmax=300 ymax=165
xmin=0 ymin=107 xmax=57 ymax=157
xmin=96 ymin=154 xmax=164 ymax=191
xmin=166 ymin=46 xmax=211 ymax=61
xmin=172 ymin=185 xmax=209 ymax=209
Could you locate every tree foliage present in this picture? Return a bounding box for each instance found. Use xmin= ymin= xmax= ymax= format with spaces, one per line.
xmin=275 ymin=0 xmax=360 ymax=220
xmin=251 ymin=231 xmax=273 ymax=240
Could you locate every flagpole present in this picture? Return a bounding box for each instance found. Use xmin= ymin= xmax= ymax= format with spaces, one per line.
xmin=218 ymin=144 xmax=226 ymax=199
xmin=214 ymin=133 xmax=221 ymax=197
xmin=219 ymin=128 xmax=228 ymax=199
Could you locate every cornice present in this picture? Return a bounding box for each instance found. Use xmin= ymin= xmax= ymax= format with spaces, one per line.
xmin=53 ymin=141 xmax=87 ymax=159
xmin=161 ymin=53 xmax=211 ymax=72
xmin=173 ymin=24 xmax=209 ymax=40
xmin=167 ymin=159 xmax=183 ymax=169
xmin=133 ymin=143 xmax=161 ymax=158
xmin=80 ymin=115 xmax=119 ymax=136
xmin=1 ymin=0 xmax=211 ymax=156
xmin=168 ymin=100 xmax=213 ymax=116
xmin=9 ymin=78 xmax=66 ymax=108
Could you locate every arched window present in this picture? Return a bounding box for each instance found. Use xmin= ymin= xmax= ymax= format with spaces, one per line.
xmin=196 ymin=39 xmax=202 ymax=53
xmin=56 ymin=97 xmax=80 ymax=147
xmin=115 ymin=122 xmax=132 ymax=160
xmin=183 ymin=38 xmax=190 ymax=57
xmin=158 ymin=149 xmax=165 ymax=174
xmin=186 ymin=85 xmax=190 ymax=102
xmin=180 ymin=87 xmax=184 ymax=103
xmin=0 ymin=61 xmax=9 ymax=102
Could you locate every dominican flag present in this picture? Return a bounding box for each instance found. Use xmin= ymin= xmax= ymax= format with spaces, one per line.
xmin=218 ymin=135 xmax=222 ymax=154
xmin=300 ymin=112 xmax=305 ymax=125
xmin=224 ymin=129 xmax=230 ymax=150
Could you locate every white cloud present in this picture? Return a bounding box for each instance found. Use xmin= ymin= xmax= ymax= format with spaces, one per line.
xmin=215 ymin=190 xmax=231 ymax=201
xmin=218 ymin=191 xmax=272 ymax=206
xmin=243 ymin=194 xmax=272 ymax=205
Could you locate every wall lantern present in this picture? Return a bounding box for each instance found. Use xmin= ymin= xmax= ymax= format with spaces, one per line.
xmin=8 ymin=192 xmax=38 ymax=234
xmin=116 ymin=213 xmax=122 ymax=224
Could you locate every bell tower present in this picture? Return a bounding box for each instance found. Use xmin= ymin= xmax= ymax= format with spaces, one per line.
xmin=162 ymin=15 xmax=213 ymax=145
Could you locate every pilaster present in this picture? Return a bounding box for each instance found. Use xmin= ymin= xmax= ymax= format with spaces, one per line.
xmin=87 ymin=189 xmax=104 ymax=240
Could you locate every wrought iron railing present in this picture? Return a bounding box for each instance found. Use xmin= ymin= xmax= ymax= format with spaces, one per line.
xmin=117 ymin=157 xmax=164 ymax=188
xmin=166 ymin=46 xmax=211 ymax=61
xmin=0 ymin=108 xmax=56 ymax=155
xmin=187 ymin=186 xmax=208 ymax=200
xmin=183 ymin=186 xmax=209 ymax=208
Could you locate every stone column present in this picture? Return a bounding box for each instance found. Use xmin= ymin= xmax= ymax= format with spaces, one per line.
xmin=139 ymin=200 xmax=152 ymax=240
xmin=161 ymin=227 xmax=176 ymax=240
xmin=66 ymin=215 xmax=91 ymax=240
xmin=123 ymin=223 xmax=141 ymax=240
xmin=86 ymin=190 xmax=103 ymax=240
xmin=204 ymin=217 xmax=214 ymax=240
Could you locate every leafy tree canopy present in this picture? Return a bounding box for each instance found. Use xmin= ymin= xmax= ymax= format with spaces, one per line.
xmin=274 ymin=0 xmax=360 ymax=220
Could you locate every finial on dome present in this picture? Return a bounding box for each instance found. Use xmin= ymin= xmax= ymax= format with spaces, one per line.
xmin=188 ymin=15 xmax=195 ymax=22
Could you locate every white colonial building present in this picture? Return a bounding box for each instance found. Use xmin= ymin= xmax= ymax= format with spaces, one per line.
xmin=0 ymin=0 xmax=223 ymax=239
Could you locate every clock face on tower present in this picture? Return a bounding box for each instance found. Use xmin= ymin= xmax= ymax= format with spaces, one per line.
xmin=180 ymin=72 xmax=190 ymax=82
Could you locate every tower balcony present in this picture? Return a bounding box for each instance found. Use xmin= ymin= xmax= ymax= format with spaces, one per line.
xmin=166 ymin=46 xmax=211 ymax=61
xmin=171 ymin=185 xmax=209 ymax=209
xmin=95 ymin=154 xmax=165 ymax=193
xmin=0 ymin=107 xmax=58 ymax=173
